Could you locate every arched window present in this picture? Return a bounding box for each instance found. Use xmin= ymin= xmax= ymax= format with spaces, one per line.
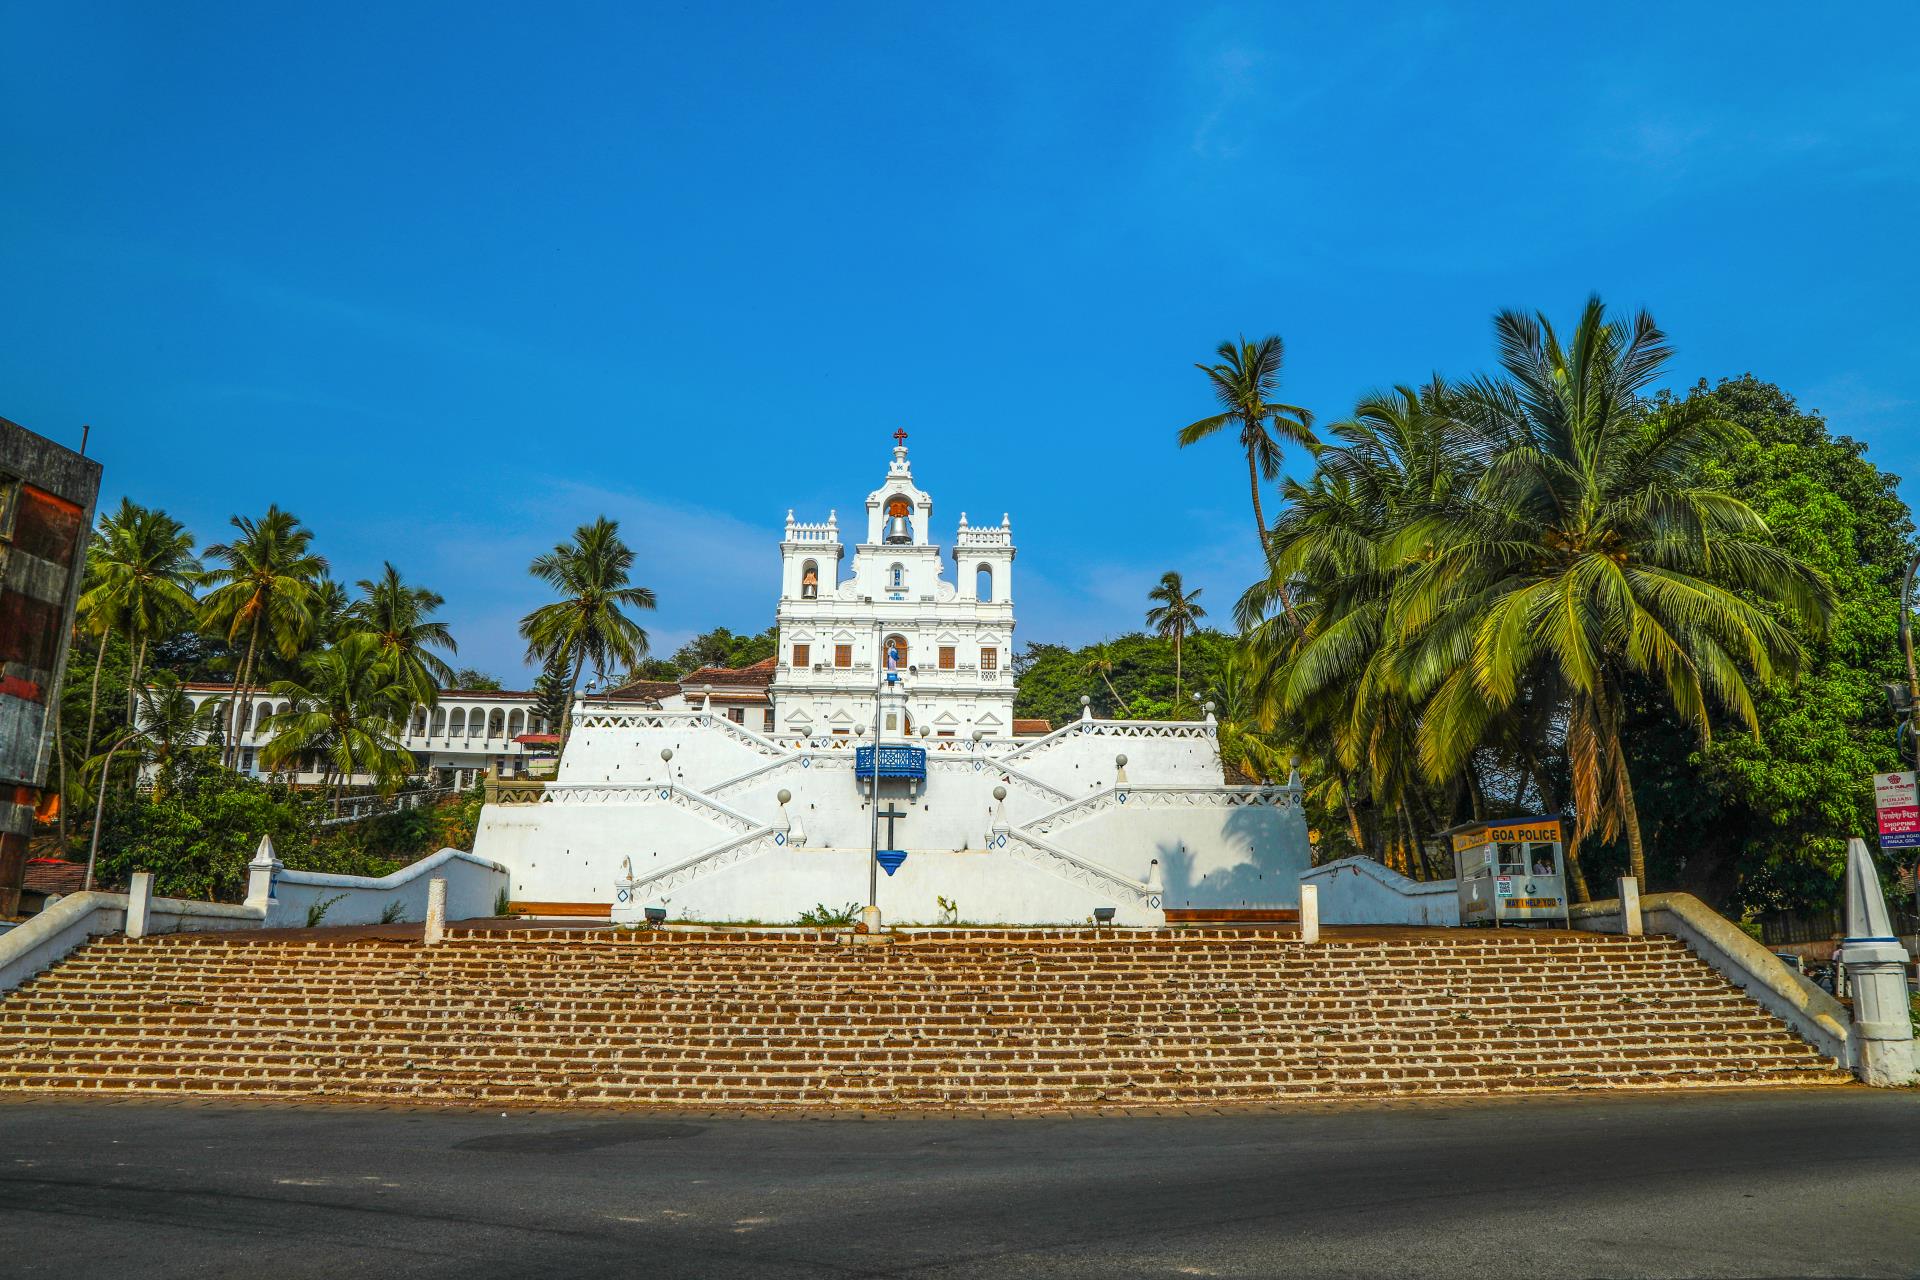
xmin=488 ymin=708 xmax=505 ymax=738
xmin=888 ymin=563 xmax=906 ymax=591
xmin=431 ymin=707 xmax=447 ymax=736
xmin=411 ymin=708 xmax=427 ymax=735
xmin=508 ymin=709 xmax=525 ymax=737
xmin=800 ymin=559 xmax=819 ymax=600
xmin=883 ymin=634 xmax=909 ymax=669
xmin=976 ymin=563 xmax=993 ymax=602
xmin=449 ymin=708 xmax=465 ymax=736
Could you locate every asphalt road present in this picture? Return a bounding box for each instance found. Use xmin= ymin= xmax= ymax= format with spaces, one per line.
xmin=2 ymin=1090 xmax=1916 ymax=1279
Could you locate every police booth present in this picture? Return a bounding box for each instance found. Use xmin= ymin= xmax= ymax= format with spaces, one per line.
xmin=1449 ymin=816 xmax=1571 ymax=927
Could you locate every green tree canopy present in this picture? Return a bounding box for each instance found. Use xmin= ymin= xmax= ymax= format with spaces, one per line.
xmin=1620 ymin=375 xmax=1917 ymax=911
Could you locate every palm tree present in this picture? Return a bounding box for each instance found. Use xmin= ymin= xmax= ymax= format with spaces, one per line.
xmin=306 ymin=577 xmax=355 ymax=648
xmin=1179 ymin=334 xmax=1317 ymax=559
xmin=1206 ymin=648 xmax=1291 ymax=783
xmin=259 ymin=633 xmax=417 ymax=799
xmin=1145 ymin=571 xmax=1207 ymax=704
xmin=351 ymin=562 xmax=458 ymax=707
xmin=1400 ymin=297 xmax=1833 ymax=889
xmin=1241 ymin=382 xmax=1477 ymax=873
xmin=518 ymin=517 xmax=656 ymax=752
xmin=75 ymin=500 xmax=200 ymax=762
xmin=199 ymin=507 xmax=327 ymax=768
xmin=1078 ymin=642 xmax=1127 ymax=718
xmin=125 ymin=673 xmax=221 ymax=801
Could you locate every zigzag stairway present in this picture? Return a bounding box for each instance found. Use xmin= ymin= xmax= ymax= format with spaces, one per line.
xmin=0 ymin=928 xmax=1850 ymax=1107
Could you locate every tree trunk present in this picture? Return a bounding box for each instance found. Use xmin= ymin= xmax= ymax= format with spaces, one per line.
xmin=126 ymin=633 xmax=148 ymax=721
xmin=1246 ymin=451 xmax=1268 ymax=557
xmin=83 ymin=637 xmax=105 ymax=769
xmin=1562 ymin=831 xmax=1593 ymax=904
xmin=1174 ymin=630 xmax=1183 ymax=705
xmin=1341 ymin=783 xmax=1365 ymax=855
xmin=1612 ymin=724 xmax=1648 ymax=889
xmin=1101 ymin=673 xmax=1124 ymax=718
xmin=556 ymin=650 xmax=585 ymax=758
xmin=53 ymin=684 xmax=69 ymax=852
xmin=228 ymin=617 xmax=263 ymax=769
xmin=1249 ymin=448 xmax=1302 ymax=629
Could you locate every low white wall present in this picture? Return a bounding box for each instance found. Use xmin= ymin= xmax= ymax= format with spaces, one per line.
xmin=562 ymin=715 xmax=775 ymax=789
xmin=1571 ymin=892 xmax=1852 ymax=1065
xmin=1050 ymin=793 xmax=1308 ymax=909
xmin=266 ymin=848 xmax=509 ymax=927
xmin=0 ymin=891 xmax=266 ymax=995
xmin=1303 ymin=857 xmax=1461 ymax=926
xmin=639 ymin=845 xmax=1162 ymax=926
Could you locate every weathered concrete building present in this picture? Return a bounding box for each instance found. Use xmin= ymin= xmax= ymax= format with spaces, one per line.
xmin=0 ymin=417 xmax=101 ymax=915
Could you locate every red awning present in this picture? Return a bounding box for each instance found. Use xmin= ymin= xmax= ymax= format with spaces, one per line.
xmin=514 ymin=733 xmax=560 ymax=745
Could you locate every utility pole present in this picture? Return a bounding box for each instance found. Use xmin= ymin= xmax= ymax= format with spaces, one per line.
xmin=866 ymin=622 xmax=883 ymax=919
xmin=1900 ymin=551 xmax=1919 ymax=768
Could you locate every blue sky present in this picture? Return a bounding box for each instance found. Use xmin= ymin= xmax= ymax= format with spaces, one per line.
xmin=4 ymin=3 xmax=1916 ymax=684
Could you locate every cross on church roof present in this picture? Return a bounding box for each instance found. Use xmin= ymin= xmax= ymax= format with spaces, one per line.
xmin=893 ymin=427 xmax=909 ymax=446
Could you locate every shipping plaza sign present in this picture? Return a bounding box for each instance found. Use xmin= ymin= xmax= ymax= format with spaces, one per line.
xmin=1875 ymin=772 xmax=1920 ymax=851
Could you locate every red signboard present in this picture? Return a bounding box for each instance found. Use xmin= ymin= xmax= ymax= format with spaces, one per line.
xmin=1879 ymin=806 xmax=1920 ymax=836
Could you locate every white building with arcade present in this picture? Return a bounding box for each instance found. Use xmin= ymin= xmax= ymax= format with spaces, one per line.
xmin=470 ymin=435 xmax=1311 ymax=926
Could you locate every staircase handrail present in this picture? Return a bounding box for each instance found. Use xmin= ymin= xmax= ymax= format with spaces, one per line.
xmin=997 ymin=717 xmax=1219 ymax=764
xmin=568 ymin=708 xmax=787 ymax=758
xmin=1000 ymin=828 xmax=1155 ymax=902
xmin=1017 ymin=782 xmax=1302 ymax=838
xmin=539 ymin=781 xmax=765 ymax=834
xmin=619 ymin=824 xmax=783 ymax=899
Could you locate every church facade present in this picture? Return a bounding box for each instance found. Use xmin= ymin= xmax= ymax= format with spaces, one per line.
xmin=769 ymin=433 xmax=1016 ymax=742
xmin=470 ymin=435 xmax=1311 ymax=925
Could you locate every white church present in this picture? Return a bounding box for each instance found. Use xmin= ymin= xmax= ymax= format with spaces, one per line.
xmin=471 ymin=435 xmax=1310 ymax=926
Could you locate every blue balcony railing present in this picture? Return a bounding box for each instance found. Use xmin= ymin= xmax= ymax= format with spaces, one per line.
xmin=855 ymin=745 xmax=927 ymax=780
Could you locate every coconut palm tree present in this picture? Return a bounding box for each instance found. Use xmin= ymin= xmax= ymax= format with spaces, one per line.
xmin=351 ymin=562 xmax=458 ymax=707
xmin=75 ymin=500 xmax=201 ymax=762
xmin=1179 ymin=334 xmax=1317 ymax=559
xmin=1205 ymin=648 xmax=1291 ymax=783
xmin=1240 ymin=382 xmax=1478 ymax=874
xmin=518 ymin=517 xmax=656 ymax=752
xmin=306 ymin=577 xmax=355 ymax=648
xmin=124 ymin=673 xmax=222 ymax=801
xmin=1399 ymin=297 xmax=1834 ymax=888
xmin=259 ymin=633 xmax=416 ymax=798
xmin=199 ymin=507 xmax=327 ymax=768
xmin=1078 ymin=642 xmax=1127 ymax=718
xmin=1145 ymin=571 xmax=1206 ymax=704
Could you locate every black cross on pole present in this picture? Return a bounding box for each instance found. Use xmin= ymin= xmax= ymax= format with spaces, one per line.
xmin=876 ymin=803 xmax=907 ymax=849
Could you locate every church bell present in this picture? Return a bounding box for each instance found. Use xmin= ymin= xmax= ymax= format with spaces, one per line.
xmin=884 ymin=500 xmax=913 ymax=544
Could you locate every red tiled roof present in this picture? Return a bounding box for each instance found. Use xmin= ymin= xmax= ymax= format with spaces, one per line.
xmin=604 ymin=679 xmax=683 ymax=703
xmin=681 ymin=657 xmax=777 ymax=689
xmin=1013 ymin=718 xmax=1053 ymax=736
xmin=182 ymin=682 xmax=536 ymax=699
xmin=24 ymin=859 xmax=87 ymax=895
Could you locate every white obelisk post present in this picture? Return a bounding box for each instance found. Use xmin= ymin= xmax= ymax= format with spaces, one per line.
xmin=1839 ymin=837 xmax=1918 ymax=1085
